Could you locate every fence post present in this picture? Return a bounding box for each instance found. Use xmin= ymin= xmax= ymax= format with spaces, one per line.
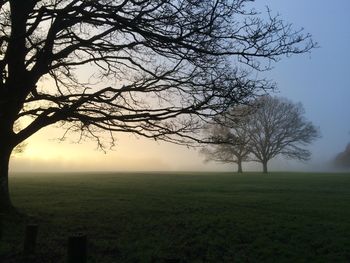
xmin=67 ymin=233 xmax=87 ymax=263
xmin=23 ymin=224 xmax=39 ymax=255
xmin=0 ymin=213 xmax=3 ymax=240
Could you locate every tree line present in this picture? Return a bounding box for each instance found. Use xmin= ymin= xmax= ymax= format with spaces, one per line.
xmin=201 ymin=96 xmax=320 ymax=173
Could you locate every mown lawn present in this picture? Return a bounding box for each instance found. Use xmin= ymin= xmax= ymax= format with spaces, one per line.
xmin=1 ymin=172 xmax=350 ymax=262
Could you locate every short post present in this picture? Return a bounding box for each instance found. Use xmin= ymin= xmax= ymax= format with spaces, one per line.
xmin=67 ymin=234 xmax=87 ymax=263
xmin=0 ymin=213 xmax=3 ymax=240
xmin=23 ymin=224 xmax=39 ymax=255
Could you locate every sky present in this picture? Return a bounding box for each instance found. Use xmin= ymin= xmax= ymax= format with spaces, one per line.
xmin=10 ymin=0 xmax=350 ymax=173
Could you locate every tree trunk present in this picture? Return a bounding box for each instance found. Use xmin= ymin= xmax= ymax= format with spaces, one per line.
xmin=0 ymin=147 xmax=14 ymax=212
xmin=262 ymin=160 xmax=268 ymax=174
xmin=237 ymin=159 xmax=243 ymax=173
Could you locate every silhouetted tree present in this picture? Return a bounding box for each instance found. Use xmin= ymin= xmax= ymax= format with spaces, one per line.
xmin=0 ymin=0 xmax=315 ymax=211
xmin=200 ymin=108 xmax=251 ymax=173
xmin=246 ymin=96 xmax=320 ymax=173
xmin=333 ymin=143 xmax=350 ymax=169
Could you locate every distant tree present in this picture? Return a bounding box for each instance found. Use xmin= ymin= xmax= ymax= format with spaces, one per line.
xmin=245 ymin=96 xmax=320 ymax=173
xmin=200 ymin=108 xmax=251 ymax=173
xmin=333 ymin=143 xmax=350 ymax=169
xmin=0 ymin=0 xmax=315 ymax=211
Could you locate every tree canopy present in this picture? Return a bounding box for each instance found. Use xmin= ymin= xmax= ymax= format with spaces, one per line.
xmin=0 ymin=0 xmax=315 ymax=149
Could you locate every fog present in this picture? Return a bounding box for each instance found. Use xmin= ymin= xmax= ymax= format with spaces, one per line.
xmin=10 ymin=125 xmax=343 ymax=173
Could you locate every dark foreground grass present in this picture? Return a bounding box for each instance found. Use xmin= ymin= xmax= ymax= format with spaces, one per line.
xmin=1 ymin=172 xmax=350 ymax=262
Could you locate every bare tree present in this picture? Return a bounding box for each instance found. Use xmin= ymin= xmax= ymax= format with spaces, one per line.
xmin=333 ymin=143 xmax=350 ymax=169
xmin=245 ymin=96 xmax=320 ymax=173
xmin=0 ymin=0 xmax=315 ymax=211
xmin=200 ymin=109 xmax=251 ymax=173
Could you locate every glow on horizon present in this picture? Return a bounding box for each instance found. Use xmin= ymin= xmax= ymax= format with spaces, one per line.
xmin=10 ymin=126 xmax=220 ymax=172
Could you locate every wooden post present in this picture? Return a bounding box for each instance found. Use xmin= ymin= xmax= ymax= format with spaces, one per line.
xmin=67 ymin=234 xmax=87 ymax=263
xmin=23 ymin=224 xmax=39 ymax=255
xmin=0 ymin=213 xmax=3 ymax=240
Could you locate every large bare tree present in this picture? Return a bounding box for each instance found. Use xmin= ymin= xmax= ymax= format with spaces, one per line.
xmin=0 ymin=0 xmax=315 ymax=211
xmin=246 ymin=96 xmax=320 ymax=173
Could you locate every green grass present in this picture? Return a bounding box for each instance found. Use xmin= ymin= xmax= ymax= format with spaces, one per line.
xmin=1 ymin=172 xmax=350 ymax=262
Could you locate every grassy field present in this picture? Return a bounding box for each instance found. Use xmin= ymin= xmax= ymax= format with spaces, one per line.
xmin=1 ymin=172 xmax=350 ymax=262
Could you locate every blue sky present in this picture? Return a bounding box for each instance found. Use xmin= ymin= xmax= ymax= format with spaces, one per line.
xmin=11 ymin=1 xmax=350 ymax=172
